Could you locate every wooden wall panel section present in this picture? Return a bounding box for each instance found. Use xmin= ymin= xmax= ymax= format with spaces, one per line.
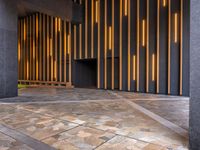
xmin=18 ymin=0 xmax=189 ymax=95
xmin=18 ymin=13 xmax=72 ymax=87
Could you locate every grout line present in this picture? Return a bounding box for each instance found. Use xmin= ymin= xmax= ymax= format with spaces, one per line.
xmin=0 ymin=99 xmax=123 ymax=105
xmin=93 ymin=135 xmax=116 ymax=150
xmin=40 ymin=125 xmax=81 ymax=141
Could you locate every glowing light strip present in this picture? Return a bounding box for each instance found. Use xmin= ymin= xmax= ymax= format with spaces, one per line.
xmin=157 ymin=0 xmax=160 ymax=93
xmin=33 ymin=15 xmax=35 ymax=81
xmin=125 ymin=0 xmax=127 ymax=16
xmin=59 ymin=20 xmax=62 ymax=82
xmin=91 ymin=0 xmax=94 ymax=58
xmin=97 ymin=0 xmax=100 ymax=88
xmin=128 ymin=0 xmax=130 ymax=91
xmin=146 ymin=0 xmax=149 ymax=92
xmin=133 ymin=55 xmax=136 ymax=80
xmin=47 ymin=16 xmax=49 ymax=81
xmin=109 ymin=27 xmax=112 ymax=50
xmin=39 ymin=14 xmax=42 ymax=81
xmin=18 ymin=22 xmax=21 ymax=62
xmin=68 ymin=35 xmax=70 ymax=54
xmin=54 ymin=17 xmax=57 ymax=80
xmin=85 ymin=0 xmax=88 ymax=58
xmin=168 ymin=0 xmax=171 ymax=94
xmin=163 ymin=0 xmax=167 ymax=7
xmin=74 ymin=25 xmax=77 ymax=60
xmin=24 ymin=19 xmax=26 ymax=80
xmin=58 ymin=18 xmax=61 ymax=32
xmin=137 ymin=0 xmax=140 ymax=91
xmin=142 ymin=20 xmax=146 ymax=47
xmin=152 ymin=54 xmax=155 ymax=81
xmin=174 ymin=13 xmax=178 ymax=43
xmin=36 ymin=14 xmax=39 ymax=81
xmin=112 ymin=0 xmax=115 ymax=90
xmin=104 ymin=0 xmax=107 ymax=89
xmin=26 ymin=17 xmax=29 ymax=80
xmin=29 ymin=17 xmax=32 ymax=80
xmin=64 ymin=22 xmax=67 ymax=82
xmin=50 ymin=16 xmax=53 ymax=81
xmin=180 ymin=0 xmax=183 ymax=95
xmin=119 ymin=0 xmax=122 ymax=90
xmin=79 ymin=24 xmax=82 ymax=59
xmin=95 ymin=0 xmax=98 ymax=23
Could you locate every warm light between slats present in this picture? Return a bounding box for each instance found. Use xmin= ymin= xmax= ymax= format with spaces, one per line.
xmin=142 ymin=19 xmax=146 ymax=47
xmin=68 ymin=35 xmax=70 ymax=54
xmin=133 ymin=55 xmax=136 ymax=81
xmin=174 ymin=13 xmax=178 ymax=43
xmin=125 ymin=0 xmax=128 ymax=16
xmin=95 ymin=0 xmax=98 ymax=23
xmin=152 ymin=54 xmax=155 ymax=81
xmin=58 ymin=18 xmax=61 ymax=32
xmin=50 ymin=38 xmax=53 ymax=57
xmin=163 ymin=0 xmax=167 ymax=7
xmin=109 ymin=26 xmax=112 ymax=50
xmin=24 ymin=21 xmax=26 ymax=41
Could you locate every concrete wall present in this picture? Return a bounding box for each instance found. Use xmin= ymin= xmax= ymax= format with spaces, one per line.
xmin=18 ymin=0 xmax=72 ymax=21
xmin=190 ymin=0 xmax=200 ymax=149
xmin=0 ymin=0 xmax=18 ymax=98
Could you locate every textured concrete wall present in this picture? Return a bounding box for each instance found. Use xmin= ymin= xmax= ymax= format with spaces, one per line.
xmin=190 ymin=0 xmax=200 ymax=149
xmin=18 ymin=0 xmax=72 ymax=21
xmin=0 ymin=0 xmax=18 ymax=98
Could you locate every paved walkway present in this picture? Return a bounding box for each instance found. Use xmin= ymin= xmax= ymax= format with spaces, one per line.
xmin=0 ymin=88 xmax=189 ymax=150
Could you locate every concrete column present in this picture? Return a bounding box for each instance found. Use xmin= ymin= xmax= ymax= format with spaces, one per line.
xmin=0 ymin=0 xmax=18 ymax=98
xmin=190 ymin=0 xmax=200 ymax=149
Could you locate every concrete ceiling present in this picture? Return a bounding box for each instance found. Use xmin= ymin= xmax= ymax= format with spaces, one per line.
xmin=17 ymin=0 xmax=72 ymax=21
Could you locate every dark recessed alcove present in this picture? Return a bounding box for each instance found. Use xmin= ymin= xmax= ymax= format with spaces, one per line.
xmin=73 ymin=59 xmax=97 ymax=88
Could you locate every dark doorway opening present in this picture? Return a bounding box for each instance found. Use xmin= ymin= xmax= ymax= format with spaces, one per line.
xmin=73 ymin=59 xmax=97 ymax=88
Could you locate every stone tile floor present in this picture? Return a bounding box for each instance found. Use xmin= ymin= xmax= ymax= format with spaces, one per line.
xmin=0 ymin=88 xmax=189 ymax=150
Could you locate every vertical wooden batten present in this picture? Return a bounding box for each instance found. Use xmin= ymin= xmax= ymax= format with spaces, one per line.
xmin=104 ymin=0 xmax=107 ymax=89
xmin=137 ymin=0 xmax=140 ymax=91
xmin=47 ymin=16 xmax=50 ymax=81
xmin=168 ymin=0 xmax=171 ymax=94
xmin=59 ymin=18 xmax=62 ymax=82
xmin=85 ymin=0 xmax=88 ymax=58
xmin=97 ymin=0 xmax=101 ymax=88
xmin=64 ymin=21 xmax=67 ymax=82
xmin=91 ymin=0 xmax=94 ymax=58
xmin=36 ymin=14 xmax=39 ymax=81
xmin=74 ymin=25 xmax=77 ymax=60
xmin=127 ymin=0 xmax=131 ymax=91
xmin=39 ymin=14 xmax=42 ymax=81
xmin=54 ymin=17 xmax=57 ymax=81
xmin=33 ymin=15 xmax=36 ymax=81
xmin=79 ymin=24 xmax=82 ymax=59
xmin=146 ymin=0 xmax=149 ymax=92
xmin=69 ymin=23 xmax=72 ymax=84
xmin=119 ymin=0 xmax=122 ymax=90
xmin=111 ymin=0 xmax=114 ymax=90
xmin=180 ymin=0 xmax=183 ymax=95
xmin=156 ymin=0 xmax=160 ymax=93
xmin=50 ymin=16 xmax=53 ymax=81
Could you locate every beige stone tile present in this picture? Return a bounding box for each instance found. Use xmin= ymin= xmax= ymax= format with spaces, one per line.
xmin=96 ymin=136 xmax=166 ymax=150
xmin=43 ymin=126 xmax=115 ymax=150
xmin=17 ymin=117 xmax=78 ymax=140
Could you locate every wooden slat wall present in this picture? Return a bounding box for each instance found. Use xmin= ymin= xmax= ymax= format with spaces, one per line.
xmin=18 ymin=13 xmax=72 ymax=87
xmin=18 ymin=0 xmax=189 ymax=95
